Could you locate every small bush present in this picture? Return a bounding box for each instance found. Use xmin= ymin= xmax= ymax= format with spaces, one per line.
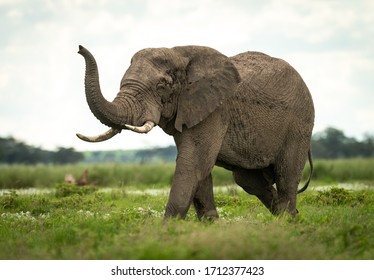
xmin=55 ymin=184 xmax=98 ymax=198
xmin=0 ymin=190 xmax=19 ymax=209
xmin=303 ymin=187 xmax=367 ymax=206
xmin=318 ymin=188 xmax=354 ymax=205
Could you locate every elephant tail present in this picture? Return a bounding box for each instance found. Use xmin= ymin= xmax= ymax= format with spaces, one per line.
xmin=297 ymin=148 xmax=313 ymax=194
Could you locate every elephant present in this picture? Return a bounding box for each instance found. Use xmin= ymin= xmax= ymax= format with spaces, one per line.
xmin=76 ymin=45 xmax=314 ymax=219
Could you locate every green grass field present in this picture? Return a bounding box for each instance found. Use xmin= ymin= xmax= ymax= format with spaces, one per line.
xmin=1 ymin=158 xmax=374 ymax=189
xmin=0 ymin=159 xmax=373 ymax=259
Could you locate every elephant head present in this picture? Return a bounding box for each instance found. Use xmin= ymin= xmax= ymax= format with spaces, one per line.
xmin=76 ymin=45 xmax=240 ymax=141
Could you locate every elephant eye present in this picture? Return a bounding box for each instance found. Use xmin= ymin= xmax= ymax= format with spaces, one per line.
xmin=157 ymin=82 xmax=166 ymax=91
xmin=156 ymin=78 xmax=169 ymax=91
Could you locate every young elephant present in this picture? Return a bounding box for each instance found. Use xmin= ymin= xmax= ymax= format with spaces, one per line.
xmin=77 ymin=45 xmax=314 ymax=219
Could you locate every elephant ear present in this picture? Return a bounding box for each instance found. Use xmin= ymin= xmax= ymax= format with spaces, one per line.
xmin=174 ymin=47 xmax=240 ymax=132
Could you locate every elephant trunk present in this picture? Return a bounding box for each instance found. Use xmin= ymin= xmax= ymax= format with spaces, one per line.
xmin=78 ymin=45 xmax=124 ymax=128
xmin=77 ymin=45 xmax=156 ymax=142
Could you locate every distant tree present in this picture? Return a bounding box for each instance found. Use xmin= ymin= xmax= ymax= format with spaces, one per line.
xmin=53 ymin=147 xmax=83 ymax=164
xmin=0 ymin=136 xmax=83 ymax=164
xmin=312 ymin=127 xmax=374 ymax=159
xmin=135 ymin=146 xmax=177 ymax=163
xmin=0 ymin=137 xmax=46 ymax=164
xmin=361 ymin=134 xmax=374 ymax=157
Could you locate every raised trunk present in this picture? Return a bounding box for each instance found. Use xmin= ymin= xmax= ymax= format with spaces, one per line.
xmin=78 ymin=45 xmax=125 ymax=128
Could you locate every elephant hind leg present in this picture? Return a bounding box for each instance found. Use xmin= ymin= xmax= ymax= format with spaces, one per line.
xmin=233 ymin=167 xmax=278 ymax=214
xmin=273 ymin=143 xmax=310 ymax=216
xmin=193 ymin=173 xmax=219 ymax=220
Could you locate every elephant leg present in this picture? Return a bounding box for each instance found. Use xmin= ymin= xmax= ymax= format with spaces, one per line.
xmin=193 ymin=174 xmax=219 ymax=220
xmin=233 ymin=167 xmax=278 ymax=214
xmin=273 ymin=143 xmax=309 ymax=216
xmin=164 ymin=153 xmax=220 ymax=219
xmin=164 ymin=109 xmax=228 ymax=219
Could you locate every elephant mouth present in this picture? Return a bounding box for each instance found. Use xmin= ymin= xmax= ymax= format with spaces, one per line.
xmin=124 ymin=120 xmax=155 ymax=133
xmin=76 ymin=121 xmax=155 ymax=143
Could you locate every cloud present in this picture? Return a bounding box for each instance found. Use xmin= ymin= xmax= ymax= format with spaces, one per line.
xmin=0 ymin=0 xmax=373 ymax=151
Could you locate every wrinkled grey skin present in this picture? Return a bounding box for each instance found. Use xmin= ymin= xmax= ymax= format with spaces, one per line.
xmin=77 ymin=45 xmax=314 ymax=219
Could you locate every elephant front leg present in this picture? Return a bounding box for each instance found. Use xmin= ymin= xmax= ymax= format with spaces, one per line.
xmin=164 ymin=157 xmax=199 ymax=219
xmin=164 ymin=156 xmax=219 ymax=219
xmin=164 ymin=163 xmax=219 ymax=219
xmin=193 ymin=174 xmax=219 ymax=220
xmin=164 ymin=109 xmax=228 ymax=219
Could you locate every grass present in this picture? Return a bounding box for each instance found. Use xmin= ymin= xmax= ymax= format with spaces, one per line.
xmin=1 ymin=184 xmax=373 ymax=260
xmin=309 ymin=158 xmax=374 ymax=183
xmin=1 ymin=158 xmax=374 ymax=189
xmin=1 ymin=159 xmax=373 ymax=259
xmin=0 ymin=163 xmax=177 ymax=189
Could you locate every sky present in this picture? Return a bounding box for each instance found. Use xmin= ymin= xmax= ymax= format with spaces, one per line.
xmin=0 ymin=0 xmax=373 ymax=151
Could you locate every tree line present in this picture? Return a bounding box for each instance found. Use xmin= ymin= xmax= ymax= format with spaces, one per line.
xmin=0 ymin=137 xmax=83 ymax=164
xmin=0 ymin=127 xmax=373 ymax=164
xmin=312 ymin=127 xmax=373 ymax=159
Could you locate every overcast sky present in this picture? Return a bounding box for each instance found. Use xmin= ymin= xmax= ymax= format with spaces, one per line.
xmin=0 ymin=0 xmax=373 ymax=151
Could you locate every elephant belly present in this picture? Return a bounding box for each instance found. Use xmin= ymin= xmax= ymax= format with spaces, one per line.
xmin=216 ymin=113 xmax=288 ymax=170
xmin=216 ymin=144 xmax=275 ymax=171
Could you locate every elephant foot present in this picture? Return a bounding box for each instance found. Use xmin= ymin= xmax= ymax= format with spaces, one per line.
xmin=163 ymin=209 xmax=219 ymax=221
xmin=164 ymin=202 xmax=191 ymax=219
xmin=270 ymin=200 xmax=298 ymax=217
xmin=198 ymin=209 xmax=219 ymax=221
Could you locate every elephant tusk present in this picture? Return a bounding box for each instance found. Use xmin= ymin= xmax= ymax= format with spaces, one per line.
xmin=125 ymin=121 xmax=155 ymax=134
xmin=76 ymin=128 xmax=121 ymax=142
